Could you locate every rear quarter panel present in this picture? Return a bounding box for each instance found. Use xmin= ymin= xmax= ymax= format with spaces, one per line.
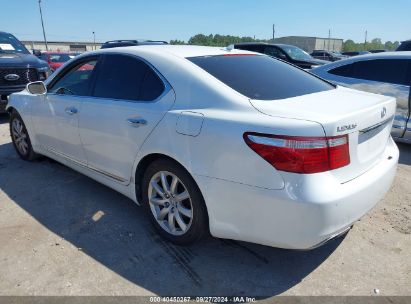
xmin=134 ymin=107 xmax=326 ymax=191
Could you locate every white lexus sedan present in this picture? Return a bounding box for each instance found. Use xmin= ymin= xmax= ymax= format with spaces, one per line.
xmin=6 ymin=45 xmax=399 ymax=249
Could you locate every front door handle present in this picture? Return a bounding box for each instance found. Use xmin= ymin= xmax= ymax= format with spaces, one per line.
xmin=127 ymin=118 xmax=147 ymax=127
xmin=65 ymin=107 xmax=78 ymax=115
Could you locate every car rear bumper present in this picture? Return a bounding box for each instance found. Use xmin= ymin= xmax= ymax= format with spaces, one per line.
xmin=195 ymin=137 xmax=399 ymax=249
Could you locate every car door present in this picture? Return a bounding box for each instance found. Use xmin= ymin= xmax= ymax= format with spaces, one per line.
xmin=78 ymin=53 xmax=175 ymax=184
xmin=325 ymin=58 xmax=411 ymax=139
xmin=31 ymin=56 xmax=99 ymax=163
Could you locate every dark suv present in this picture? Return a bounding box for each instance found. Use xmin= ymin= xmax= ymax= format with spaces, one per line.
xmin=101 ymin=39 xmax=168 ymax=49
xmin=0 ymin=31 xmax=49 ymax=113
xmin=396 ymin=40 xmax=411 ymax=51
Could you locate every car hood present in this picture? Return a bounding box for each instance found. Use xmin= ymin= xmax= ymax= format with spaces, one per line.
xmin=0 ymin=52 xmax=47 ymax=68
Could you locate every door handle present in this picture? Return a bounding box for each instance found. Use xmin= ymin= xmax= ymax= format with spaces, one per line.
xmin=65 ymin=107 xmax=78 ymax=115
xmin=127 ymin=118 xmax=147 ymax=127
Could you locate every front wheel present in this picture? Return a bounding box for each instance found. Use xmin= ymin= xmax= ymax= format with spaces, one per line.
xmin=9 ymin=111 xmax=38 ymax=161
xmin=142 ymin=159 xmax=208 ymax=245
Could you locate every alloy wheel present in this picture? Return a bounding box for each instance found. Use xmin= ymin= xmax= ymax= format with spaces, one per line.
xmin=11 ymin=118 xmax=29 ymax=156
xmin=148 ymin=171 xmax=193 ymax=236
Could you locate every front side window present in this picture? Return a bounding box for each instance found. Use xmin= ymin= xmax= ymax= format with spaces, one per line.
xmin=329 ymin=59 xmax=410 ymax=86
xmin=48 ymin=59 xmax=97 ymax=96
xmin=188 ymin=54 xmax=334 ymax=100
xmin=93 ymin=54 xmax=165 ymax=101
xmin=280 ymin=45 xmax=312 ymax=61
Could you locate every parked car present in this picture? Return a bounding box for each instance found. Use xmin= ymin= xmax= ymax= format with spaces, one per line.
xmin=396 ymin=40 xmax=411 ymax=51
xmin=101 ymin=39 xmax=168 ymax=49
xmin=311 ymin=50 xmax=348 ymax=61
xmin=231 ymin=43 xmax=328 ymax=69
xmin=39 ymin=52 xmax=77 ymax=72
xmin=6 ymin=46 xmax=398 ymax=249
xmin=369 ymin=49 xmax=387 ymax=54
xmin=311 ymin=52 xmax=411 ymax=143
xmin=0 ymin=31 xmax=49 ymax=113
xmin=342 ymin=51 xmax=371 ymax=57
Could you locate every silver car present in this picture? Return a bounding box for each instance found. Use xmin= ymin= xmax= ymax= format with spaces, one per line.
xmin=311 ymin=52 xmax=411 ymax=143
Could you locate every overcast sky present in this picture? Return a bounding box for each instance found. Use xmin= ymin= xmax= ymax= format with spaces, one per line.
xmin=2 ymin=0 xmax=410 ymax=43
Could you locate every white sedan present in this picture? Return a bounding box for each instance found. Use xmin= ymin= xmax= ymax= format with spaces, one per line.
xmin=6 ymin=45 xmax=399 ymax=249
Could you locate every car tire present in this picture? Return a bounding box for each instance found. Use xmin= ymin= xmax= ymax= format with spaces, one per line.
xmin=9 ymin=111 xmax=39 ymax=161
xmin=142 ymin=158 xmax=208 ymax=245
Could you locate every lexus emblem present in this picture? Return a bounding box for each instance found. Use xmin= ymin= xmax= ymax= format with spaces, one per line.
xmin=381 ymin=107 xmax=387 ymax=119
xmin=4 ymin=74 xmax=20 ymax=81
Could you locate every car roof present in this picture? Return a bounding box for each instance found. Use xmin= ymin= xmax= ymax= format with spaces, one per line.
xmin=96 ymin=44 xmax=257 ymax=58
xmin=340 ymin=51 xmax=411 ymax=60
xmin=101 ymin=40 xmax=168 ymax=49
xmin=311 ymin=51 xmax=411 ymax=72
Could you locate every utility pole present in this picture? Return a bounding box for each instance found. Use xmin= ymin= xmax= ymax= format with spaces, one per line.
xmin=272 ymin=24 xmax=275 ymax=41
xmin=364 ymin=30 xmax=368 ymax=50
xmin=92 ymin=31 xmax=96 ymax=50
xmin=38 ymin=0 xmax=48 ymax=51
xmin=328 ymin=29 xmax=331 ymax=51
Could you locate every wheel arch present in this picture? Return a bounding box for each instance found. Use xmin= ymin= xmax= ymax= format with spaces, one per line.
xmin=6 ymin=106 xmax=16 ymax=114
xmin=135 ymin=153 xmax=193 ymax=200
xmin=134 ymin=152 xmax=210 ymax=226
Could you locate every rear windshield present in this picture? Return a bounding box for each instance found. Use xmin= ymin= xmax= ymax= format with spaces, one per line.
xmin=188 ymin=55 xmax=333 ymax=100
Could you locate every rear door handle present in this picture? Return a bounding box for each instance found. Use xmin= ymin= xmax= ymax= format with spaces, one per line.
xmin=65 ymin=107 xmax=78 ymax=115
xmin=127 ymin=118 xmax=147 ymax=127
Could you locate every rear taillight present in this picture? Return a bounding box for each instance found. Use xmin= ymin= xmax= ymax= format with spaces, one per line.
xmin=244 ymin=132 xmax=350 ymax=174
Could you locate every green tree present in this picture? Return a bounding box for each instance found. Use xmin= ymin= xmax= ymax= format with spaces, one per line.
xmin=170 ymin=39 xmax=186 ymax=45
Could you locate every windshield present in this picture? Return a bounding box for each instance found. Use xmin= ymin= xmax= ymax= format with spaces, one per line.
xmin=49 ymin=54 xmax=74 ymax=62
xmin=280 ymin=45 xmax=312 ymax=61
xmin=188 ymin=55 xmax=333 ymax=100
xmin=0 ymin=33 xmax=29 ymax=54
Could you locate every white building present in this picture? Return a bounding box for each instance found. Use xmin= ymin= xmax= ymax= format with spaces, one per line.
xmin=22 ymin=40 xmax=102 ymax=53
xmin=274 ymin=36 xmax=343 ymax=53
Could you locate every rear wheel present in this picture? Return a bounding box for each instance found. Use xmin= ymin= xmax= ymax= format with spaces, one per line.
xmin=9 ymin=111 xmax=38 ymax=161
xmin=142 ymin=159 xmax=208 ymax=245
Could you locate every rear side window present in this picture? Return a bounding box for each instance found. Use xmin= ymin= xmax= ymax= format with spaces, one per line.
xmin=188 ymin=55 xmax=333 ymax=100
xmin=328 ymin=64 xmax=353 ymax=77
xmin=329 ymin=59 xmax=410 ymax=86
xmin=93 ymin=54 xmax=165 ymax=101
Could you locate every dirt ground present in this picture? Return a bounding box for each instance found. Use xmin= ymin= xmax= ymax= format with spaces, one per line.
xmin=0 ymin=113 xmax=410 ymax=297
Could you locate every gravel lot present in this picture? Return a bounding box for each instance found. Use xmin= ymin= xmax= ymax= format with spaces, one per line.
xmin=0 ymin=113 xmax=410 ymax=297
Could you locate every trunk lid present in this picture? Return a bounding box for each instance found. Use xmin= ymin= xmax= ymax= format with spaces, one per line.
xmin=250 ymin=86 xmax=396 ymax=183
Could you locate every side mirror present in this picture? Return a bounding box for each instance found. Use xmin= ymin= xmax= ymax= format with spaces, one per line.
xmin=27 ymin=81 xmax=47 ymax=95
xmin=32 ymin=49 xmax=41 ymax=57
